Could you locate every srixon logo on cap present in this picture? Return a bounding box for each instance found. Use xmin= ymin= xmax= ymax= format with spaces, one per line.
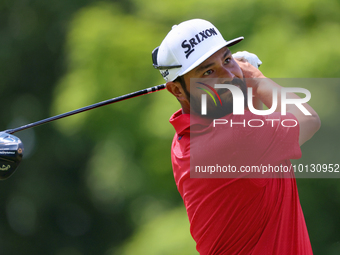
xmin=181 ymin=28 xmax=218 ymax=59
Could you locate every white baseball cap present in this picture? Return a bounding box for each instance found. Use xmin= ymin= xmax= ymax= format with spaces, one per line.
xmin=152 ymin=19 xmax=244 ymax=82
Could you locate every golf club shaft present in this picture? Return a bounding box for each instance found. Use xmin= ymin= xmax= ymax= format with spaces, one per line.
xmin=4 ymin=84 xmax=166 ymax=134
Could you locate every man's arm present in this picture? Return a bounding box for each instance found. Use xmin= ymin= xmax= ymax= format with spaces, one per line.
xmin=236 ymin=59 xmax=321 ymax=146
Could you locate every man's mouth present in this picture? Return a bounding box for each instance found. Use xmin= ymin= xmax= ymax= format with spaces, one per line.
xmin=217 ymin=84 xmax=240 ymax=96
xmin=217 ymin=88 xmax=230 ymax=96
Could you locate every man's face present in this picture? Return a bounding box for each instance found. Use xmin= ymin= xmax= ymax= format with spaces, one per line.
xmin=181 ymin=46 xmax=247 ymax=118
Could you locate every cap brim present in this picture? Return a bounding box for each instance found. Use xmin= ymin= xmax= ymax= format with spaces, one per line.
xmin=179 ymin=36 xmax=244 ymax=77
xmin=225 ymin=37 xmax=244 ymax=47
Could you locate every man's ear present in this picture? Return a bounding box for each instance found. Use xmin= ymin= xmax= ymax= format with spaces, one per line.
xmin=166 ymin=81 xmax=187 ymax=101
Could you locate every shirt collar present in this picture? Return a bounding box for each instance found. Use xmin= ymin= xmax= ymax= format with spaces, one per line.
xmin=169 ymin=109 xmax=213 ymax=135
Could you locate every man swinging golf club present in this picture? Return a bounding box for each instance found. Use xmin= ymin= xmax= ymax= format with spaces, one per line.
xmin=152 ymin=18 xmax=320 ymax=254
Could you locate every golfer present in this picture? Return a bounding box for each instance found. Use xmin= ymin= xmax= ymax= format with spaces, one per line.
xmin=152 ymin=19 xmax=320 ymax=254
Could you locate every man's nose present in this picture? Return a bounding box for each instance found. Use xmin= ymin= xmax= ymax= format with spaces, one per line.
xmin=218 ymin=66 xmax=235 ymax=79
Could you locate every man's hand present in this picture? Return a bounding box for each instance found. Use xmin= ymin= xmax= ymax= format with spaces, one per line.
xmin=235 ymin=59 xmax=265 ymax=94
xmin=235 ymin=59 xmax=264 ymax=79
xmin=234 ymin=52 xmax=320 ymax=146
xmin=233 ymin=52 xmax=265 ymax=109
xmin=233 ymin=51 xmax=262 ymax=69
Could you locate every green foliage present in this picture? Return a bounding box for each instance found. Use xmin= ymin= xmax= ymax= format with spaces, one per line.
xmin=0 ymin=0 xmax=339 ymax=254
xmin=115 ymin=207 xmax=198 ymax=255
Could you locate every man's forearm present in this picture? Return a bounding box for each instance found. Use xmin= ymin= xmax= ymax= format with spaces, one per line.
xmin=254 ymin=77 xmax=321 ymax=145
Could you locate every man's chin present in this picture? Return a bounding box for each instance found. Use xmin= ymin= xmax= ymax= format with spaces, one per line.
xmin=205 ymin=108 xmax=233 ymax=119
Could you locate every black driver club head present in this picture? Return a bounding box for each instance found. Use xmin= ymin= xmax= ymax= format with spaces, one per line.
xmin=0 ymin=132 xmax=24 ymax=180
xmin=0 ymin=83 xmax=166 ymax=180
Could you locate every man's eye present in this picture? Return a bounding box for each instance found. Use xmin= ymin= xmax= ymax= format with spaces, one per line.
xmin=203 ymin=70 xmax=213 ymax=76
xmin=224 ymin=57 xmax=231 ymax=64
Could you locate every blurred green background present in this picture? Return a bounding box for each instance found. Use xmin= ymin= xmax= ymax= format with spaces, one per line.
xmin=0 ymin=0 xmax=339 ymax=254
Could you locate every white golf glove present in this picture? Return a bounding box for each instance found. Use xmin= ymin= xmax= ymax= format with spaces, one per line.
xmin=232 ymin=51 xmax=262 ymax=69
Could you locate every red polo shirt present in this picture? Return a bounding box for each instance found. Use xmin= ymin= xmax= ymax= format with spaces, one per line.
xmin=170 ymin=109 xmax=313 ymax=255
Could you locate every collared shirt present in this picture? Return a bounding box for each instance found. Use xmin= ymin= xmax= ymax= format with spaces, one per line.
xmin=170 ymin=109 xmax=313 ymax=255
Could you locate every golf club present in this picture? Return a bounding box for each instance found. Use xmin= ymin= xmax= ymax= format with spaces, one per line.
xmin=0 ymin=51 xmax=260 ymax=180
xmin=0 ymin=84 xmax=166 ymax=180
